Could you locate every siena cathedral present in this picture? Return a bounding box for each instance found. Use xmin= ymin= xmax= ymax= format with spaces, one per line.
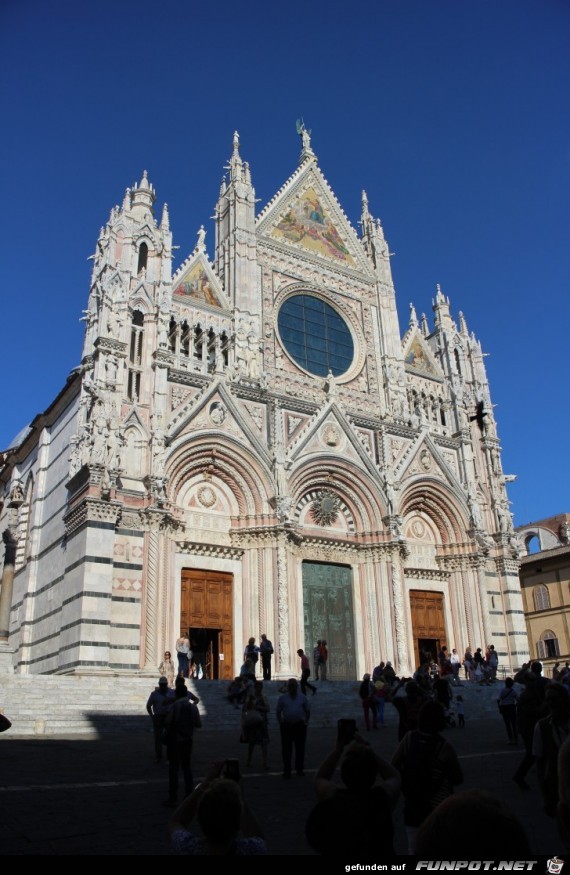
xmin=0 ymin=128 xmax=529 ymax=680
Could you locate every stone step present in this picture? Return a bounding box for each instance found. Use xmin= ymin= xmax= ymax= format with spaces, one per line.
xmin=0 ymin=673 xmax=506 ymax=736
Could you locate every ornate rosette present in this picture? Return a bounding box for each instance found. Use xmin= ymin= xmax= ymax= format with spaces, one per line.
xmin=311 ymin=490 xmax=340 ymax=526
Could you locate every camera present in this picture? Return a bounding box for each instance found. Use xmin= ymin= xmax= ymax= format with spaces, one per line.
xmin=224 ymin=758 xmax=241 ymax=782
xmin=337 ymin=718 xmax=357 ymax=745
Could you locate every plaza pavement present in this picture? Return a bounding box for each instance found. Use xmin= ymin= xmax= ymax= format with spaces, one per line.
xmin=0 ymin=679 xmax=565 ymax=857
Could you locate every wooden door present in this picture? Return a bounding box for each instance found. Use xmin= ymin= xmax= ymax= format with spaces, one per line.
xmin=409 ymin=589 xmax=447 ymax=670
xmin=180 ymin=569 xmax=233 ymax=680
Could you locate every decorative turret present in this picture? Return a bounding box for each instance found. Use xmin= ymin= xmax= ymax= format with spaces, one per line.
xmin=432 ymin=283 xmax=453 ymax=331
xmin=131 ymin=170 xmax=156 ymax=212
xmin=409 ymin=303 xmax=418 ymax=329
xmin=160 ymin=203 xmax=170 ymax=232
xmin=214 ymin=131 xmax=259 ymax=317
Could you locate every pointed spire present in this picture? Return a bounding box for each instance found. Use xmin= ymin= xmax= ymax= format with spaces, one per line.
xmin=140 ymin=169 xmax=150 ymax=190
xmin=409 ymin=303 xmax=418 ymax=328
xmin=194 ymin=225 xmax=206 ymax=253
xmin=219 ymin=176 xmax=227 ymax=197
xmin=244 ymin=161 xmax=251 ymax=186
xmin=459 ymin=310 xmax=468 ymax=335
xmin=122 ymin=188 xmax=131 ymax=212
xmin=229 ymin=130 xmax=243 ymax=181
xmin=433 ymin=283 xmax=452 ymax=329
xmin=360 ymin=189 xmax=374 ymax=238
xmin=160 ymin=203 xmax=170 ymax=231
xmin=421 ymin=313 xmax=429 ymax=336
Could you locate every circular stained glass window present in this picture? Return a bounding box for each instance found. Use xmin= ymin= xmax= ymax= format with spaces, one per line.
xmin=277 ymin=294 xmax=354 ymax=378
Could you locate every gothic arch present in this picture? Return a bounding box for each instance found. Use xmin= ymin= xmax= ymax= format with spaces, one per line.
xmin=399 ymin=479 xmax=470 ymax=546
xmin=289 ymin=457 xmax=386 ymax=535
xmin=167 ymin=435 xmax=273 ymax=519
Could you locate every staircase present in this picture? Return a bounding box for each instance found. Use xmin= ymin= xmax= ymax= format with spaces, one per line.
xmin=0 ymin=673 xmax=504 ymax=736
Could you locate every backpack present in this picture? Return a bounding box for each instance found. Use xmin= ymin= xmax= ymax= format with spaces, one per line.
xmin=400 ymin=732 xmax=445 ymax=826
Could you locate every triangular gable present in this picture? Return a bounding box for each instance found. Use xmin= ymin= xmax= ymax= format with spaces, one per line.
xmin=288 ymin=402 xmax=381 ymax=485
xmin=130 ymin=281 xmax=154 ymax=312
xmin=134 ymin=223 xmax=159 ymax=245
xmin=257 ymin=162 xmax=373 ymax=277
xmin=394 ymin=431 xmax=461 ymax=493
xmin=402 ymin=329 xmax=443 ymax=379
xmin=122 ymin=408 xmax=148 ymax=434
xmin=172 ymin=253 xmax=228 ymax=310
xmin=167 ymin=380 xmax=272 ymax=466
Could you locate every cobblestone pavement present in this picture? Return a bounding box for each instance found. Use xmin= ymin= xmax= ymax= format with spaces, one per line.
xmin=0 ymin=700 xmax=565 ymax=856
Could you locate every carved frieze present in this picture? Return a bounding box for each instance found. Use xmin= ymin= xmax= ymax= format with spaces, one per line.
xmin=63 ymin=497 xmax=122 ymax=536
xmin=177 ymin=541 xmax=244 ymax=560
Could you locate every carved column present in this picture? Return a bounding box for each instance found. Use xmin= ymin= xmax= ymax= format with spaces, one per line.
xmin=390 ymin=546 xmax=410 ymax=676
xmin=475 ymin=557 xmax=492 ymax=651
xmin=276 ymin=533 xmax=291 ymax=674
xmin=0 ymin=528 xmax=17 ymax=643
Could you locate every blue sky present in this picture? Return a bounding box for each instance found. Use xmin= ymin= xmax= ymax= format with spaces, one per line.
xmin=1 ymin=0 xmax=568 ymax=525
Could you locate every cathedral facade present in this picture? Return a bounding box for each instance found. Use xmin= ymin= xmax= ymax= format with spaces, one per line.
xmin=0 ymin=130 xmax=529 ymax=679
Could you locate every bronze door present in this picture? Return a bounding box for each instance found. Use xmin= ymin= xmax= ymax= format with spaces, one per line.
xmin=180 ymin=569 xmax=233 ymax=680
xmin=302 ymin=561 xmax=355 ymax=680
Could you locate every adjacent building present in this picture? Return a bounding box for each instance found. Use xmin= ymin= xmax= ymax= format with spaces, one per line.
xmin=517 ymin=513 xmax=570 ymax=673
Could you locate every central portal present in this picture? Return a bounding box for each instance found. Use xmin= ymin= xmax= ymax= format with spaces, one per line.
xmin=180 ymin=569 xmax=233 ymax=680
xmin=302 ymin=560 xmax=355 ymax=680
xmin=409 ymin=589 xmax=447 ymax=669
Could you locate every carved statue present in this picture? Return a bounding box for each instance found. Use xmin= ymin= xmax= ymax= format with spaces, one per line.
xmin=105 ymin=354 xmax=118 ymax=384
xmin=276 ymin=496 xmax=293 ymax=524
xmin=247 ymin=330 xmax=260 ymax=378
xmin=235 ymin=319 xmax=249 ymax=376
xmin=325 ymin=369 xmax=337 ymax=398
xmin=467 ymin=490 xmax=482 ymax=529
xmin=106 ymin=301 xmax=121 ymax=339
xmin=383 ymin=474 xmax=396 ymax=515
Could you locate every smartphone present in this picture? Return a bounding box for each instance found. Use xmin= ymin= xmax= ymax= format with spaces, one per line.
xmin=337 ymin=718 xmax=357 ymax=745
xmin=224 ymin=758 xmax=241 ymax=782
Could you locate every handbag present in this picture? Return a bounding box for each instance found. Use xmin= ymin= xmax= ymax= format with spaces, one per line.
xmin=243 ymin=708 xmax=263 ymax=729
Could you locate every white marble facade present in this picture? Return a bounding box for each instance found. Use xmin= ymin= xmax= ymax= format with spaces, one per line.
xmin=0 ymin=129 xmax=529 ymax=678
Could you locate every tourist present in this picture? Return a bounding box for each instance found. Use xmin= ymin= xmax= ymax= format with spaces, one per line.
xmin=307 ymin=736 xmax=400 ymax=855
xmin=243 ymin=637 xmax=260 ymax=677
xmin=497 ymin=677 xmax=519 ymax=744
xmin=168 ymin=761 xmax=267 ymax=854
xmin=158 ymin=650 xmax=176 ymax=688
xmin=319 ymin=639 xmax=329 ymax=681
xmin=276 ymin=677 xmax=310 ymax=778
xmin=392 ymin=699 xmax=463 ymax=853
xmin=533 ymin=682 xmax=570 ymax=816
xmin=175 ymin=635 xmax=191 ymax=679
xmin=259 ymin=634 xmax=274 ymax=681
xmin=163 ymin=681 xmax=201 ymax=806
xmin=297 ymin=648 xmax=317 ymax=695
xmin=359 ymin=672 xmax=377 ymax=731
xmin=146 ymin=676 xmax=172 ymax=763
xmin=241 ymin=681 xmax=270 ymax=770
